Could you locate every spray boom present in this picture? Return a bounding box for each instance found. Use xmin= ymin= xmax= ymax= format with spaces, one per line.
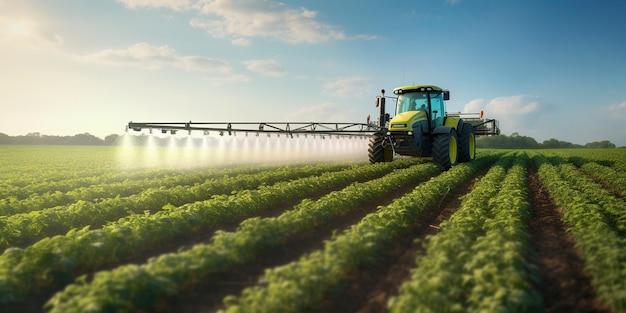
xmin=126 ymin=121 xmax=382 ymax=138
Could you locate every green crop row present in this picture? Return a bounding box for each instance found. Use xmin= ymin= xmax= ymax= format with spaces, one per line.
xmin=0 ymin=167 xmax=187 ymax=200
xmin=389 ymin=153 xmax=510 ymax=310
xmin=0 ymin=159 xmax=421 ymax=305
xmin=1 ymin=145 xmax=323 ymax=201
xmin=555 ymin=162 xmax=626 ymax=235
xmin=44 ymin=161 xmax=443 ymax=312
xmin=0 ymin=162 xmax=353 ymax=249
xmin=390 ymin=153 xmax=541 ymax=312
xmin=214 ymin=154 xmax=499 ymax=312
xmin=0 ymin=163 xmax=295 ymax=213
xmin=578 ymin=162 xmax=626 ymax=198
xmin=547 ymin=149 xmax=626 ymax=199
xmin=0 ymin=146 xmax=139 ymax=199
xmin=534 ymin=154 xmax=626 ymax=312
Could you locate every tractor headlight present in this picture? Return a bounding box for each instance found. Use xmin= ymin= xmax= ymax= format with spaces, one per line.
xmin=391 ymin=124 xmax=407 ymax=128
xmin=407 ymin=131 xmax=413 ymax=136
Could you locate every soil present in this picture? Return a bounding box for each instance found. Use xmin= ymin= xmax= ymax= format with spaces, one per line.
xmin=4 ymin=166 xmax=617 ymax=313
xmin=527 ymin=168 xmax=612 ymax=313
xmin=154 ymin=179 xmax=424 ymax=313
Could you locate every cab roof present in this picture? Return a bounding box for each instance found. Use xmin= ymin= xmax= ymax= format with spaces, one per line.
xmin=393 ymin=85 xmax=443 ymax=95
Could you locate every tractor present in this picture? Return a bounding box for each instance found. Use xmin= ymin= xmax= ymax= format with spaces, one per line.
xmin=368 ymin=85 xmax=498 ymax=168
xmin=126 ymin=84 xmax=499 ymax=168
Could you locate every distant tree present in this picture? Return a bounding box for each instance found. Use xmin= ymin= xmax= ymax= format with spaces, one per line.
xmin=104 ymin=134 xmax=121 ymax=145
xmin=585 ymin=140 xmax=616 ymax=149
xmin=476 ymin=133 xmax=619 ymax=149
xmin=0 ymin=133 xmax=109 ymax=145
xmin=541 ymin=138 xmax=581 ymax=149
xmin=72 ymin=133 xmax=103 ymax=145
xmin=477 ymin=133 xmax=540 ymax=149
xmin=0 ymin=133 xmax=13 ymax=144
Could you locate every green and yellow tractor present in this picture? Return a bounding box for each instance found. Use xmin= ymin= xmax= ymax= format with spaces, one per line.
xmin=126 ymin=84 xmax=498 ymax=168
xmin=368 ymin=85 xmax=499 ymax=168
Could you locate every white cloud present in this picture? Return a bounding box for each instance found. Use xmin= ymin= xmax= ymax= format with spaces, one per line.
xmin=78 ymin=42 xmax=231 ymax=73
xmin=118 ymin=0 xmax=373 ymax=45
xmin=463 ymin=95 xmax=551 ymax=136
xmin=464 ymin=95 xmax=541 ymax=115
xmin=180 ymin=56 xmax=231 ymax=72
xmin=606 ymin=101 xmax=626 ymax=119
xmin=242 ymin=59 xmax=286 ymax=77
xmin=352 ymin=34 xmax=381 ymax=40
xmin=137 ymin=0 xmax=344 ymax=44
xmin=323 ymin=77 xmax=372 ymax=98
xmin=462 ymin=98 xmax=487 ymax=113
xmin=231 ymin=37 xmax=251 ymax=46
xmin=116 ymin=0 xmax=194 ymax=11
xmin=0 ymin=16 xmax=63 ymax=50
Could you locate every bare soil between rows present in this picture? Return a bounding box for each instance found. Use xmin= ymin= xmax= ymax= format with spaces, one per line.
xmin=309 ymin=169 xmax=482 ymax=313
xmin=527 ymin=168 xmax=611 ymax=313
xmin=2 ymin=178 xmax=378 ymax=313
xmin=153 ymin=178 xmax=427 ymax=313
xmin=149 ymin=168 xmax=483 ymax=313
xmin=5 ymin=165 xmax=617 ymax=313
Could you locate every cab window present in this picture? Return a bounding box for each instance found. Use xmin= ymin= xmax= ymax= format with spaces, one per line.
xmin=430 ymin=92 xmax=445 ymax=127
xmin=396 ymin=92 xmax=428 ymax=114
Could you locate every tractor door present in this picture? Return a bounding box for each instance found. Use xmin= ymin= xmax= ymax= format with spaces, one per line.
xmin=429 ymin=91 xmax=445 ymax=128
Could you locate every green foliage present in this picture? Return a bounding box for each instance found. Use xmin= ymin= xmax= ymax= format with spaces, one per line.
xmin=219 ymin=154 xmax=500 ymax=312
xmin=534 ymin=153 xmax=626 ymax=311
xmin=44 ymin=160 xmax=440 ymax=312
xmin=476 ymin=132 xmax=617 ymax=149
xmin=0 ymin=133 xmax=115 ymax=145
xmin=390 ymin=153 xmax=542 ymax=313
xmin=584 ymin=140 xmax=616 ymax=149
xmin=0 ymin=162 xmax=354 ymax=249
xmin=1 ymin=158 xmax=422 ymax=306
xmin=1 ymin=146 xmax=626 ymax=312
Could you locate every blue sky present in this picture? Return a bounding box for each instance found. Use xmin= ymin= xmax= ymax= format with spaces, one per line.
xmin=1 ymin=0 xmax=625 ymax=146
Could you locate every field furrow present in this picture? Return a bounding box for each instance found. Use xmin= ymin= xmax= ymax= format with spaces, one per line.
xmin=1 ymin=146 xmax=625 ymax=313
xmin=534 ymin=154 xmax=626 ymax=312
xmin=0 ymin=162 xmax=353 ymax=249
xmin=0 ymin=159 xmax=421 ymax=306
xmin=214 ymin=155 xmax=498 ymax=312
xmin=527 ymin=161 xmax=611 ymax=313
xmin=44 ymin=161 xmax=447 ymax=313
xmin=0 ymin=163 xmax=305 ymax=215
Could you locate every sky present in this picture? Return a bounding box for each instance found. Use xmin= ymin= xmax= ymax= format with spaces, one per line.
xmin=1 ymin=0 xmax=625 ymax=146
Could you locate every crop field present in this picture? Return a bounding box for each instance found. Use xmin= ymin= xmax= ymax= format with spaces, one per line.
xmin=1 ymin=145 xmax=625 ymax=313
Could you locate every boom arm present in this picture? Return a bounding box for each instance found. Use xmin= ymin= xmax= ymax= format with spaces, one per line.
xmin=445 ymin=112 xmax=501 ymax=136
xmin=127 ymin=121 xmax=382 ymax=137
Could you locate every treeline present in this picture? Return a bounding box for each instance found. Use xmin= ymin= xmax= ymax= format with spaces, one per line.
xmin=0 ymin=132 xmax=121 ymax=146
xmin=476 ymin=132 xmax=618 ymax=149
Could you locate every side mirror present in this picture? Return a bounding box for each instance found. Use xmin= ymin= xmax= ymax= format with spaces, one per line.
xmin=375 ymin=96 xmax=385 ymax=108
xmin=443 ymin=90 xmax=450 ymax=101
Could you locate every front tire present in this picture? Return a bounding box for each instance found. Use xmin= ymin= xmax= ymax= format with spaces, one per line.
xmin=368 ymin=132 xmax=393 ymax=163
xmin=458 ymin=123 xmax=476 ymax=163
xmin=432 ymin=129 xmax=459 ymax=169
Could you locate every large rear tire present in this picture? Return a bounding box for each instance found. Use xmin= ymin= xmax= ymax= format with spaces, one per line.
xmin=458 ymin=123 xmax=476 ymax=163
xmin=368 ymin=132 xmax=393 ymax=163
xmin=432 ymin=129 xmax=459 ymax=169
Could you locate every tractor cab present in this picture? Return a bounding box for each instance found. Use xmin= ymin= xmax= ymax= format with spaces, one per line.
xmin=393 ymin=85 xmax=449 ymax=128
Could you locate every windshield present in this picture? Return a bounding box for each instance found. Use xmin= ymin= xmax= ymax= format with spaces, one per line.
xmin=396 ymin=91 xmax=442 ymax=115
